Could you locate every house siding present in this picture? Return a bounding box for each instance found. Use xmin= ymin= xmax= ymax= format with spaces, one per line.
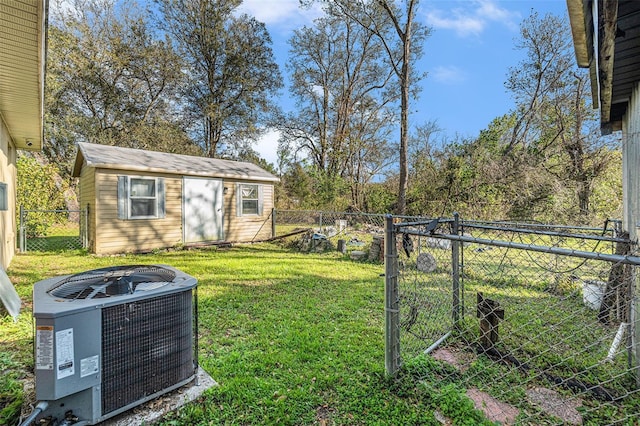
xmin=623 ymin=81 xmax=640 ymax=243
xmin=622 ymin=81 xmax=640 ymax=370
xmin=223 ymin=180 xmax=274 ymax=242
xmin=93 ymin=168 xmax=183 ymax=254
xmin=0 ymin=119 xmax=17 ymax=269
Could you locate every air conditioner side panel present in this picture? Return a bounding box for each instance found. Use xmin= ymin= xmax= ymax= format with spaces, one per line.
xmin=34 ymin=309 xmax=102 ymax=401
xmin=100 ymin=289 xmax=195 ymax=417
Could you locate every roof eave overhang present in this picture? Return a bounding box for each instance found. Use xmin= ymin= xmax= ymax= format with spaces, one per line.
xmin=71 ymin=149 xmax=85 ymax=177
xmin=567 ymin=0 xmax=622 ymax=134
xmin=567 ymin=0 xmax=591 ymax=67
xmin=0 ymin=0 xmax=48 ymax=151
xmin=597 ymin=0 xmax=619 ymax=133
xmin=78 ymin=162 xmax=281 ymax=183
xmin=567 ymin=0 xmax=601 ymax=112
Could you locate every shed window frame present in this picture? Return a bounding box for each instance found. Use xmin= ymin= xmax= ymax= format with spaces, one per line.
xmin=236 ymin=183 xmax=263 ymax=217
xmin=0 ymin=182 xmax=7 ymax=211
xmin=117 ymin=175 xmax=165 ymax=220
xmin=129 ymin=177 xmax=158 ymax=219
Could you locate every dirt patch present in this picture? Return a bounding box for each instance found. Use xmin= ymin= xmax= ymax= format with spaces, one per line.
xmin=431 ymin=347 xmax=475 ymax=373
xmin=466 ymin=387 xmax=519 ymax=425
xmin=19 ymin=372 xmax=35 ymax=421
xmin=526 ymin=387 xmax=583 ymax=425
xmin=316 ymin=405 xmax=336 ymax=426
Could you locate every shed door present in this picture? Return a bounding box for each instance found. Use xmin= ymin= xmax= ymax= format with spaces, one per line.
xmin=183 ymin=177 xmax=223 ymax=243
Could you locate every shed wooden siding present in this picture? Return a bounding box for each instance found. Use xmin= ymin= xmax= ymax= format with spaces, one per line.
xmin=0 ymin=121 xmax=17 ymax=269
xmin=93 ymin=168 xmax=182 ymax=254
xmin=223 ymin=179 xmax=274 ymax=242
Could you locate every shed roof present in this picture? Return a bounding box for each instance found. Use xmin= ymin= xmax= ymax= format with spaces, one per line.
xmin=72 ymin=142 xmax=279 ymax=183
xmin=0 ymin=0 xmax=47 ymax=151
xmin=567 ymin=0 xmax=640 ymax=133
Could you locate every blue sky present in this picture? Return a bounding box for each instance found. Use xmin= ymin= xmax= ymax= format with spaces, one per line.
xmin=237 ymin=0 xmax=571 ymax=165
xmin=54 ymin=0 xmax=571 ymax=165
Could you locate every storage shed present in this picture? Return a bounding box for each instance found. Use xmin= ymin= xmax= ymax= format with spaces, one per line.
xmin=72 ymin=142 xmax=279 ymax=254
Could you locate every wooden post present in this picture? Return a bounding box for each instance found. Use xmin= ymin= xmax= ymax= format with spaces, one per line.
xmin=599 ymin=232 xmax=631 ymax=324
xmin=477 ymin=292 xmax=504 ymax=350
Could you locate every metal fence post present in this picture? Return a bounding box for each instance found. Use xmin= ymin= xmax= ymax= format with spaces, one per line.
xmin=83 ymin=207 xmax=89 ymax=249
xmin=630 ymin=266 xmax=638 ymax=387
xmin=19 ymin=205 xmax=25 ymax=253
xmin=271 ymin=208 xmax=277 ymax=238
xmin=452 ymin=212 xmax=461 ymax=327
xmin=385 ymin=214 xmax=401 ymax=376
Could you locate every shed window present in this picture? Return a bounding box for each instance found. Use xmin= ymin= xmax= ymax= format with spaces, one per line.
xmin=117 ymin=176 xmax=165 ymax=219
xmin=236 ymin=183 xmax=263 ymax=216
xmin=130 ymin=178 xmax=157 ymax=217
xmin=0 ymin=182 xmax=7 ymax=211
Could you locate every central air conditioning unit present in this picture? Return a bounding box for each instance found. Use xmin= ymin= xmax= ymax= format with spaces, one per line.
xmin=31 ymin=265 xmax=198 ymax=425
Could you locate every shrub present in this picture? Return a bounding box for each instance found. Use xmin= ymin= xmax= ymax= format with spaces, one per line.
xmin=16 ymin=155 xmax=67 ymax=237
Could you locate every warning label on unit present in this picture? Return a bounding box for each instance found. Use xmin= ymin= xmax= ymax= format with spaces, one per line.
xmin=80 ymin=355 xmax=99 ymax=378
xmin=35 ymin=326 xmax=54 ymax=370
xmin=56 ymin=328 xmax=75 ymax=379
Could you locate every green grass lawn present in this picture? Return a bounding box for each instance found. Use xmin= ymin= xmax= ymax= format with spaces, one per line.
xmin=1 ymin=243 xmax=495 ymax=426
xmin=3 ymin=234 xmax=639 ymax=425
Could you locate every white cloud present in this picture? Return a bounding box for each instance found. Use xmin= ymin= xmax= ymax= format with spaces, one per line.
xmin=476 ymin=0 xmax=520 ymax=31
xmin=432 ymin=65 xmax=466 ymax=84
xmin=49 ymin=0 xmax=80 ymax=20
xmin=254 ymin=128 xmax=281 ymax=167
xmin=237 ymin=0 xmax=323 ymax=30
xmin=424 ymin=0 xmax=520 ymax=37
xmin=425 ymin=10 xmax=485 ymax=37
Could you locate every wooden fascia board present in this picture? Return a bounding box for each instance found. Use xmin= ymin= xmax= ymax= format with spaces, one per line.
xmin=567 ymin=0 xmax=600 ymax=108
xmin=71 ymin=149 xmax=85 ymax=177
xmin=597 ymin=0 xmax=618 ymax=127
xmin=567 ymin=0 xmax=590 ymax=67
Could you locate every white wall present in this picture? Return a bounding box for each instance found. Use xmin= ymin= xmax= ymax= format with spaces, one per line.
xmin=0 ymin=117 xmax=17 ymax=269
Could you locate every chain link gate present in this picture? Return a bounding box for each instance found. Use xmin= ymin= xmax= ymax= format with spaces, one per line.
xmin=386 ymin=215 xmax=640 ymax=425
xmin=19 ymin=207 xmax=88 ymax=252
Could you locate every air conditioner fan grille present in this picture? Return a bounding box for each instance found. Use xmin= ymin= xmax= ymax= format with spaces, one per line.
xmin=46 ymin=265 xmax=177 ymax=300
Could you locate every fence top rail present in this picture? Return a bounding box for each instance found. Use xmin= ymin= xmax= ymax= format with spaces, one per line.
xmin=463 ymin=219 xmax=619 ymax=233
xmin=276 ymin=210 xmax=435 ymax=221
xmin=403 ymin=229 xmax=640 ymax=266
xmin=394 ymin=219 xmax=454 ymax=229
xmin=460 ymin=222 xmax=624 ymax=244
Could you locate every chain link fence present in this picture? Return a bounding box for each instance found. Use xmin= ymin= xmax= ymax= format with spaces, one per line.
xmin=273 ymin=209 xmax=433 ymax=259
xmin=273 ymin=210 xmax=388 ymax=256
xmin=263 ymin=209 xmax=640 ymax=423
xmin=19 ymin=207 xmax=88 ymax=252
xmin=274 ymin=209 xmax=387 ymax=235
xmin=388 ymin=215 xmax=640 ymax=425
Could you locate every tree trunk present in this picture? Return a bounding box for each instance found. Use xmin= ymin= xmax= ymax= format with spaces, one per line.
xmin=577 ymin=181 xmax=590 ymax=218
xmin=397 ymin=68 xmax=409 ymax=215
xmin=395 ymin=3 xmax=414 ymax=216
